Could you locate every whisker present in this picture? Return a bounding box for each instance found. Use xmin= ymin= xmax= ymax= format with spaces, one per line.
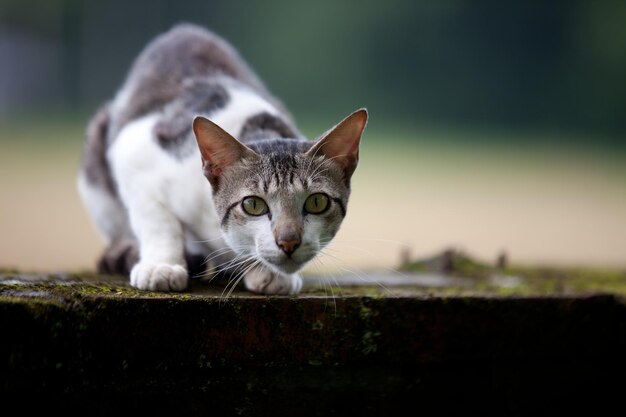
xmin=307 ymin=157 xmax=338 ymax=181
xmin=201 ymin=246 xmax=239 ymax=266
xmin=320 ymin=257 xmax=345 ymax=300
xmin=219 ymin=257 xmax=253 ymax=303
xmin=319 ymin=238 xmax=411 ymax=277
xmin=200 ymin=251 xmax=251 ymax=284
xmin=222 ymin=258 xmax=260 ymax=301
xmin=213 ymin=253 xmax=256 ymax=276
xmin=302 ymin=149 xmax=325 ymax=180
xmin=193 ymin=235 xmax=227 ymax=244
xmin=313 ymin=256 xmax=338 ymax=314
xmin=326 ymin=237 xmax=409 ymax=245
xmin=318 ymin=250 xmax=391 ymax=294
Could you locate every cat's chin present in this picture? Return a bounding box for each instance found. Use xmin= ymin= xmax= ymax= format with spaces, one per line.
xmin=260 ymin=256 xmax=304 ymax=275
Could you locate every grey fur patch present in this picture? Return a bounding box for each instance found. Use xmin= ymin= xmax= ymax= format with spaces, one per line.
xmin=239 ymin=112 xmax=300 ymax=142
xmin=108 ymin=23 xmax=293 ymax=140
xmin=82 ymin=103 xmax=116 ymax=196
xmin=97 ymin=237 xmax=139 ymax=275
xmin=154 ymin=79 xmax=230 ymax=158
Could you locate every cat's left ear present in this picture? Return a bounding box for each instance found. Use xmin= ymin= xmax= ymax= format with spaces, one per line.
xmin=193 ymin=116 xmax=256 ymax=190
xmin=306 ymin=108 xmax=368 ymax=184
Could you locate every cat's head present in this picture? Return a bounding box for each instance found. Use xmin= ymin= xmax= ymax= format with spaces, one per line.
xmin=192 ymin=109 xmax=367 ymax=275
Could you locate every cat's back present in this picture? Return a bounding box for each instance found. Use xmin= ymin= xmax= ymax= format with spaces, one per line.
xmin=108 ymin=23 xmax=287 ymax=138
xmin=81 ymin=23 xmax=303 ymax=207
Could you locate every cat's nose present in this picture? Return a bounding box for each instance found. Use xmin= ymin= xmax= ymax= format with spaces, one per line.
xmin=276 ymin=234 xmax=301 ymax=256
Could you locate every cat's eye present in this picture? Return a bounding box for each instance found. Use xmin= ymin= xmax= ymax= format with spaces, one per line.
xmin=304 ymin=193 xmax=330 ymax=214
xmin=242 ymin=196 xmax=269 ymax=216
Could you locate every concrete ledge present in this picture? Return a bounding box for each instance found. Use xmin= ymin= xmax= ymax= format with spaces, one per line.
xmin=1 ymin=274 xmax=624 ymax=415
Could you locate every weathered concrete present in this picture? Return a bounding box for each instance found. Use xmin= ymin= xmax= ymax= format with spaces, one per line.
xmin=1 ymin=273 xmax=624 ymax=416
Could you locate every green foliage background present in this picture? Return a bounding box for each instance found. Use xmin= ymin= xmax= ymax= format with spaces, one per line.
xmin=1 ymin=0 xmax=625 ymax=146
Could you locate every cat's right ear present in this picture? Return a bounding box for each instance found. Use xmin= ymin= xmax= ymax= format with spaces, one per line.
xmin=193 ymin=116 xmax=256 ymax=190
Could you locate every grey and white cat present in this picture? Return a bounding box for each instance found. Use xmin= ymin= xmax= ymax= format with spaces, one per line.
xmin=78 ymin=23 xmax=367 ymax=294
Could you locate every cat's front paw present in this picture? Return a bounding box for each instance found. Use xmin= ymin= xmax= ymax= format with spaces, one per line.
xmin=130 ymin=263 xmax=188 ymax=291
xmin=244 ymin=265 xmax=302 ymax=295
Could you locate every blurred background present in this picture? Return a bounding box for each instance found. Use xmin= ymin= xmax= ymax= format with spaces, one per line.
xmin=1 ymin=0 xmax=625 ymax=273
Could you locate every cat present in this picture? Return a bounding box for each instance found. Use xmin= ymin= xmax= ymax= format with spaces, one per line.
xmin=77 ymin=23 xmax=367 ymax=294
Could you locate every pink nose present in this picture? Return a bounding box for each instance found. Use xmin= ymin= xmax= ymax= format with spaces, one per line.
xmin=276 ymin=235 xmax=301 ymax=256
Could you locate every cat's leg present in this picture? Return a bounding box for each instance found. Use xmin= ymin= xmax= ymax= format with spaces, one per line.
xmin=78 ymin=173 xmax=139 ymax=274
xmin=78 ymin=103 xmax=138 ymax=275
xmin=184 ymin=232 xmax=210 ymax=279
xmin=244 ymin=264 xmax=302 ymax=295
xmin=126 ymin=196 xmax=188 ymax=291
xmin=97 ymin=236 xmax=139 ymax=275
xmin=108 ymin=115 xmax=189 ymax=291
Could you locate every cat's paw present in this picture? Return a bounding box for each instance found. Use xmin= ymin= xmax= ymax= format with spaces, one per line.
xmin=130 ymin=263 xmax=188 ymax=291
xmin=244 ymin=265 xmax=302 ymax=295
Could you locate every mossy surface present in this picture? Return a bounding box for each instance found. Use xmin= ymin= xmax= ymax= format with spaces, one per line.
xmin=1 ymin=270 xmax=624 ymax=416
xmin=397 ymin=250 xmax=626 ymax=297
xmin=2 ymin=263 xmax=626 ymax=302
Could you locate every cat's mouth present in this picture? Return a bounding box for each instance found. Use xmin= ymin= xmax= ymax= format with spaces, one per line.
xmin=261 ymin=256 xmax=303 ymax=274
xmin=258 ymin=251 xmax=314 ymax=274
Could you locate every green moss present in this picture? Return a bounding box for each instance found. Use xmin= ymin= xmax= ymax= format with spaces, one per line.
xmin=397 ymin=250 xmax=626 ymax=297
xmin=2 ymin=265 xmax=625 ymax=301
xmin=502 ymin=265 xmax=626 ymax=295
xmin=0 ymin=293 xmax=66 ymax=308
xmin=361 ymin=330 xmax=381 ymax=355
